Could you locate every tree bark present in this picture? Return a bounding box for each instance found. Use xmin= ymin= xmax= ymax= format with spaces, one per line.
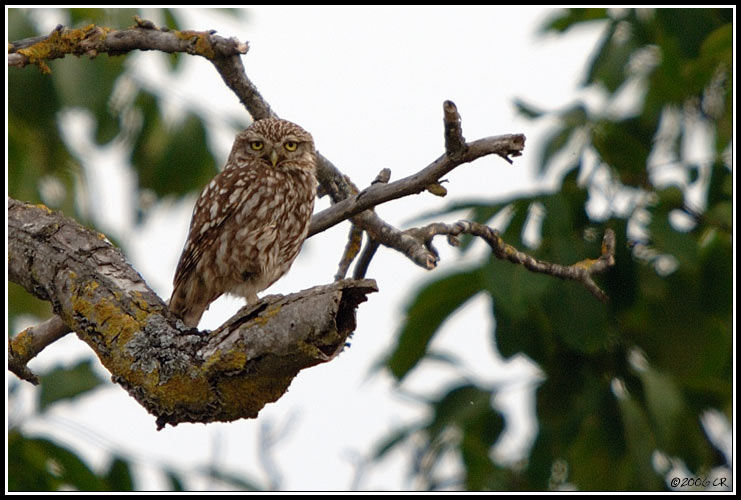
xmin=8 ymin=198 xmax=377 ymax=428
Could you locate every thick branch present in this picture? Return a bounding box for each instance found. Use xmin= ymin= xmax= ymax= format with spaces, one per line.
xmin=8 ymin=198 xmax=377 ymax=427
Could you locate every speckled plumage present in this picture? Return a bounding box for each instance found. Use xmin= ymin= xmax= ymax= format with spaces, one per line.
xmin=169 ymin=118 xmax=317 ymax=328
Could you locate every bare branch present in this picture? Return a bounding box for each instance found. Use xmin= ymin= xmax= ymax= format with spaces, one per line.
xmin=308 ymin=133 xmax=525 ymax=238
xmin=353 ymin=239 xmax=381 ymax=280
xmin=8 ymin=18 xmax=525 ymax=278
xmin=407 ymin=221 xmax=617 ymax=301
xmin=334 ymin=224 xmax=364 ymax=282
xmin=8 ymin=316 xmax=71 ymax=384
xmin=443 ymin=100 xmax=466 ymax=155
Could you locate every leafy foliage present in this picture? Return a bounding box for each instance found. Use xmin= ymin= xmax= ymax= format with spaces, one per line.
xmin=38 ymin=360 xmax=108 ymax=411
xmin=381 ymin=8 xmax=732 ymax=490
xmin=8 ymin=431 xmax=134 ymax=491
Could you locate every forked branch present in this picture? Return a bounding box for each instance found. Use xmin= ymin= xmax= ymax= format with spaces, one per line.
xmin=8 ymin=198 xmax=376 ymax=427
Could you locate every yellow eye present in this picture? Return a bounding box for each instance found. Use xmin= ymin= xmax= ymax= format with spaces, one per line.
xmin=250 ymin=141 xmax=264 ymax=151
xmin=284 ymin=141 xmax=298 ymax=152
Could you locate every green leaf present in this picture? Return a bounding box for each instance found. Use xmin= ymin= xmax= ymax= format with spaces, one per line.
xmin=513 ymin=98 xmax=545 ymax=119
xmin=8 ymin=430 xmax=106 ymax=491
xmin=427 ymin=384 xmax=495 ymax=436
xmin=698 ymin=228 xmax=732 ymax=317
xmin=614 ymin=388 xmax=664 ymax=490
xmin=637 ymin=365 xmax=685 ymax=448
xmin=591 ymin=117 xmax=655 ymax=186
xmin=131 ymin=92 xmax=218 ymax=198
xmin=539 ymin=8 xmax=610 ymax=34
xmin=584 ymin=18 xmax=637 ymax=92
xmin=421 ymin=383 xmax=505 ymax=489
xmin=39 ymin=359 xmax=107 ymax=412
xmin=537 ymin=125 xmax=573 ymax=177
xmin=371 ymin=424 xmax=419 ymax=461
xmin=164 ymin=469 xmax=187 ymax=491
xmin=52 ymin=54 xmax=127 ymax=145
xmin=104 ymin=456 xmax=134 ymax=491
xmin=386 ymin=268 xmax=484 ymax=380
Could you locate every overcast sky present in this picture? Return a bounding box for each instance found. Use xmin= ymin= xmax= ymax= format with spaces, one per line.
xmin=15 ymin=7 xmax=609 ymax=490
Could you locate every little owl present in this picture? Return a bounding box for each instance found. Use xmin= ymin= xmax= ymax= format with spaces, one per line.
xmin=169 ymin=118 xmax=317 ymax=328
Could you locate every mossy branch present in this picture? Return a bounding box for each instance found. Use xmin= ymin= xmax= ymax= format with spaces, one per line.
xmin=8 ymin=198 xmax=377 ymax=428
xmin=7 ymin=16 xmax=248 ymax=74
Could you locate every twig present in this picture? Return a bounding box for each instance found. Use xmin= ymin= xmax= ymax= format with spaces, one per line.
xmin=334 ymin=224 xmax=364 ymax=282
xmin=443 ymin=100 xmax=466 ymax=155
xmin=308 ymin=132 xmax=525 ymax=238
xmin=334 ymin=168 xmax=392 ymax=280
xmin=8 ymin=316 xmax=72 ymax=384
xmin=407 ymin=221 xmax=617 ymax=302
xmin=353 ymin=239 xmax=381 ymax=280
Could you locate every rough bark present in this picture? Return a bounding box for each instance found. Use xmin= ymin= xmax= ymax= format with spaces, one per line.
xmin=8 ymin=198 xmax=377 ymax=428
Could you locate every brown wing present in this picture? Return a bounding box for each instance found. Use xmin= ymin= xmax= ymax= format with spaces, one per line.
xmin=169 ymin=168 xmax=261 ymax=325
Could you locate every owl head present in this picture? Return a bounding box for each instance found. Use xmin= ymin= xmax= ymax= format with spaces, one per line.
xmin=228 ymin=118 xmax=316 ymax=174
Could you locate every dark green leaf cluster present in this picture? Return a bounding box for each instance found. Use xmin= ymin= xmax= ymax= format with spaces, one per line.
xmin=380 ymin=8 xmax=732 ymax=491
xmin=8 ymin=358 xmax=264 ymax=491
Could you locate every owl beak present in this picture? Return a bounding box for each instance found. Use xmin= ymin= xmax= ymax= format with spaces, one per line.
xmin=270 ymin=149 xmax=279 ymax=167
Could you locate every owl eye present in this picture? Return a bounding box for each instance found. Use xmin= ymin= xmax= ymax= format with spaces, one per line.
xmin=250 ymin=141 xmax=264 ymax=151
xmin=284 ymin=141 xmax=298 ymax=152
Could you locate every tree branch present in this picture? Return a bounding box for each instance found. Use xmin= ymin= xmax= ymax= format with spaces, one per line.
xmin=406 ymin=221 xmax=616 ymax=302
xmin=307 ymin=132 xmax=525 ymax=238
xmin=8 ymin=17 xmax=248 ymax=73
xmin=8 ymin=198 xmax=377 ymax=427
xmin=7 ymin=18 xmax=524 ymax=274
xmin=8 ymin=18 xmax=615 ymax=422
xmin=8 ymin=316 xmax=71 ymax=385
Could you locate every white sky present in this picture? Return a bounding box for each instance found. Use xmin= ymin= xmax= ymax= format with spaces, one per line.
xmin=10 ymin=7 xmax=613 ymax=491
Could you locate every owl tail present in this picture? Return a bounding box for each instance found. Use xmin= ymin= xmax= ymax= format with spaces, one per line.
xmin=168 ymin=283 xmax=211 ymax=329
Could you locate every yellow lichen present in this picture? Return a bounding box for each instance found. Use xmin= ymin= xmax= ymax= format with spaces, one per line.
xmin=9 ymin=329 xmax=34 ymax=360
xmin=174 ymin=30 xmax=216 ymax=59
xmin=16 ymin=24 xmax=110 ymax=74
xmin=32 ymin=202 xmax=54 ymax=214
xmin=71 ymin=281 xmax=143 ymax=349
xmin=215 ymin=374 xmax=292 ymax=421
xmin=573 ymin=258 xmax=597 ymax=271
xmin=201 ymin=346 xmax=249 ymax=375
xmin=157 ymin=373 xmax=213 ymax=409
xmin=252 ymin=303 xmax=282 ymax=327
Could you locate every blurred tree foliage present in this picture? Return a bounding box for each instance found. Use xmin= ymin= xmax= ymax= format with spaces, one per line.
xmin=380 ymin=8 xmax=732 ymax=491
xmin=6 ymin=7 xmax=732 ymax=492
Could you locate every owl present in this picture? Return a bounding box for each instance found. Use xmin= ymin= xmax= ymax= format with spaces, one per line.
xmin=169 ymin=118 xmax=317 ymax=328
